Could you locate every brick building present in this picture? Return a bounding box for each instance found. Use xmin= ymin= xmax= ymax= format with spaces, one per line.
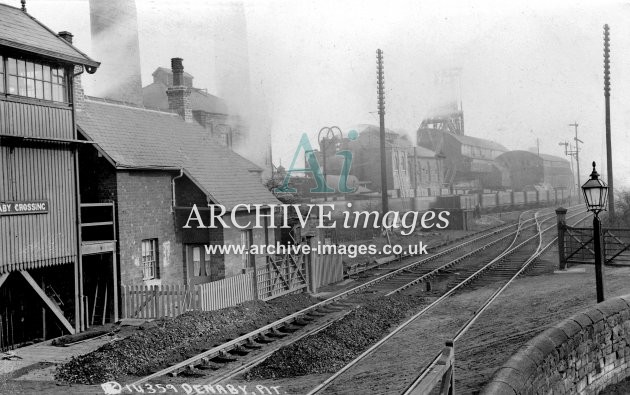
xmin=142 ymin=64 xmax=244 ymax=151
xmin=77 ymin=59 xmax=279 ymax=288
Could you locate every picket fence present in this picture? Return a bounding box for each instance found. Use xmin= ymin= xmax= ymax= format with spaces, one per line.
xmin=121 ymin=284 xmax=200 ymax=319
xmin=122 ymin=252 xmax=343 ymax=320
xmin=197 ymin=271 xmax=255 ymax=311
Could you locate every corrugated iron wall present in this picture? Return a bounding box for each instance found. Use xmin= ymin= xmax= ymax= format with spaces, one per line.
xmin=0 ymin=101 xmax=73 ymax=139
xmin=0 ymin=103 xmax=77 ymax=274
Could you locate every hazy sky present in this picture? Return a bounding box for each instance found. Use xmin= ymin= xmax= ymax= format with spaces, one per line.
xmin=4 ymin=0 xmax=630 ymax=187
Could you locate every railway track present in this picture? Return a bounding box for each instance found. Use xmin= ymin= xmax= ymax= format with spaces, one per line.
xmin=302 ymin=208 xmax=589 ymax=394
xmin=130 ymin=206 xmax=579 ymax=388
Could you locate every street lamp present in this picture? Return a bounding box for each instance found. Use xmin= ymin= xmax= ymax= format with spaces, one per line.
xmin=581 ymin=161 xmax=609 ymax=303
xmin=318 ymin=126 xmax=343 ymax=201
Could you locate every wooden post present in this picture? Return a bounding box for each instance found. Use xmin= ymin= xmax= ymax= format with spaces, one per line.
xmin=153 ymin=286 xmax=159 ymax=318
xmin=556 ymin=207 xmax=567 ymax=270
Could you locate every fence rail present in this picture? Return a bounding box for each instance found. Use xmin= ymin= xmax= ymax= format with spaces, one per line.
xmin=122 ymin=250 xmax=341 ymax=319
xmin=121 ymin=284 xmax=199 ymax=319
xmin=197 ymin=271 xmax=255 ymax=311
xmin=256 ymin=254 xmax=308 ymax=300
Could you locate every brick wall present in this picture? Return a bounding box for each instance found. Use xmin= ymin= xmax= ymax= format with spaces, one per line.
xmin=116 ymin=171 xmax=183 ymax=286
xmin=483 ymin=295 xmax=630 ymax=394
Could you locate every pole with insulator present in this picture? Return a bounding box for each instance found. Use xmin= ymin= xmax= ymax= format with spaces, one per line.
xmin=377 ymin=49 xmax=388 ymax=213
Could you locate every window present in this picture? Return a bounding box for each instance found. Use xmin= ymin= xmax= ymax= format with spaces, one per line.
xmin=240 ymin=229 xmax=254 ymax=268
xmin=142 ymin=239 xmax=159 ymax=280
xmin=1 ymin=55 xmax=67 ymax=102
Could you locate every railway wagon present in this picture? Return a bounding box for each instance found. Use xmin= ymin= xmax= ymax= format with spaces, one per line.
xmin=497 ymin=191 xmax=512 ymax=207
xmin=434 ymin=194 xmax=478 ymax=210
xmin=513 ymin=191 xmax=525 ymax=206
xmin=538 ymin=189 xmax=549 ymax=203
xmin=460 ymin=194 xmax=479 ymax=210
xmin=554 ymin=188 xmax=569 ymax=204
xmin=525 ymin=191 xmax=537 ymax=205
xmin=480 ymin=193 xmax=498 ymax=209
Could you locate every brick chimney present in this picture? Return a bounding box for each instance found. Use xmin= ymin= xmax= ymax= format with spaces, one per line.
xmin=58 ymin=31 xmax=85 ymax=112
xmin=58 ymin=31 xmax=73 ymax=43
xmin=166 ymin=58 xmax=193 ymax=123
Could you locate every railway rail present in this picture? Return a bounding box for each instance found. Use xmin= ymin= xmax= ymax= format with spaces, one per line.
xmin=304 ymin=208 xmax=588 ymax=394
xmin=130 ymin=206 xmax=579 ymax=388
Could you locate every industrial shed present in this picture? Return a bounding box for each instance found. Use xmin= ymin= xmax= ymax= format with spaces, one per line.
xmin=417 ymin=128 xmax=507 ymax=191
xmin=495 ymin=150 xmax=574 ymax=191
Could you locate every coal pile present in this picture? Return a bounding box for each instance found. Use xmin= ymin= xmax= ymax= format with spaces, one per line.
xmin=246 ymin=294 xmax=425 ymax=379
xmin=55 ymin=293 xmax=317 ymax=384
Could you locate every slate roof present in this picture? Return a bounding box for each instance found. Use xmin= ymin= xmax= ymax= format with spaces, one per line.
xmin=0 ymin=4 xmax=99 ymax=68
xmin=449 ymin=133 xmax=507 ymax=152
xmin=538 ymin=153 xmax=570 ymax=164
xmin=142 ymin=82 xmax=229 ymax=114
xmin=409 ymin=145 xmax=439 ymax=158
xmin=77 ymin=98 xmax=279 ymax=210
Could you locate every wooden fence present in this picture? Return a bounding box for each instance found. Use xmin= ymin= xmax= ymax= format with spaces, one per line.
xmin=197 ymin=271 xmax=255 ymax=311
xmin=256 ymin=254 xmax=308 ymax=300
xmin=121 ymin=251 xmax=342 ymax=319
xmin=121 ymin=284 xmax=199 ymax=319
xmin=310 ymin=253 xmax=343 ymax=293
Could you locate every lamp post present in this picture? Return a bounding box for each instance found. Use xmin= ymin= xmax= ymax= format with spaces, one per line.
xmin=318 ymin=126 xmax=343 ymax=201
xmin=581 ymin=161 xmax=609 ymax=303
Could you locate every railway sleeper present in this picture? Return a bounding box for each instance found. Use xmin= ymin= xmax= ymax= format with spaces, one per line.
xmin=292 ymin=318 xmax=311 ymax=326
xmin=255 ymin=335 xmax=274 ymax=344
xmin=244 ymin=339 xmax=262 ymax=349
xmin=211 ymin=352 xmax=238 ymax=363
xmin=228 ymin=346 xmax=250 ymax=356
xmin=278 ymin=325 xmax=300 ymax=333
xmin=267 ymin=328 xmax=288 ymax=338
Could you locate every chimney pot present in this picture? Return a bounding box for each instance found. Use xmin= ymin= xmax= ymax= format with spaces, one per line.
xmin=58 ymin=31 xmax=73 ymax=44
xmin=171 ymin=57 xmax=184 ymax=86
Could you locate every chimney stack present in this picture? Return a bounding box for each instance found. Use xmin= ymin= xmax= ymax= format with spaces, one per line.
xmin=166 ymin=58 xmax=193 ymax=123
xmin=58 ymin=31 xmax=85 ymax=112
xmin=58 ymin=31 xmax=73 ymax=44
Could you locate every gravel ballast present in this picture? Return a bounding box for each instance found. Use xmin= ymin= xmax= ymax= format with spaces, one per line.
xmin=245 ymin=293 xmax=425 ymax=379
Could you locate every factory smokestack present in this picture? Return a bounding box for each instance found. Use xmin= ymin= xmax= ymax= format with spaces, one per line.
xmin=89 ymin=0 xmax=143 ymax=105
xmin=214 ymin=1 xmax=273 ymax=178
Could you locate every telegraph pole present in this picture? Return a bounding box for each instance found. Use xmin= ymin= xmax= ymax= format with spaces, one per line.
xmin=603 ymin=24 xmax=615 ymax=217
xmin=377 ymin=49 xmax=388 ymax=213
xmin=569 ymin=122 xmax=582 ymax=203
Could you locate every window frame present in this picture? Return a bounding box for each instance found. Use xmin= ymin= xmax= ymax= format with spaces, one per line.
xmin=0 ymin=52 xmax=70 ymax=104
xmin=141 ymin=238 xmax=159 ymax=280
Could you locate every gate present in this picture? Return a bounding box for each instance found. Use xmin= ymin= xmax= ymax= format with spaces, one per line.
xmin=603 ymin=228 xmax=630 ymax=264
xmin=558 ymin=219 xmax=630 ymax=267
xmin=256 ymin=253 xmax=308 ymax=300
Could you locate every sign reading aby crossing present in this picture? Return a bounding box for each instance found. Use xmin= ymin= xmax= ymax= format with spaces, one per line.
xmin=0 ymin=201 xmax=49 ymax=216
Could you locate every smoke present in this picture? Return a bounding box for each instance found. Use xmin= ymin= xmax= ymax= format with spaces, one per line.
xmin=88 ymin=0 xmax=143 ymax=105
xmin=213 ymin=1 xmax=273 ymax=178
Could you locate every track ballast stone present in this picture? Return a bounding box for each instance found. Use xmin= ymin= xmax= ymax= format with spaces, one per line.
xmin=245 ymin=294 xmax=425 ymax=379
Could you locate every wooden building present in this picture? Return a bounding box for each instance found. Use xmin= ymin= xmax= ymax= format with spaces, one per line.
xmin=0 ymin=3 xmax=101 ymax=348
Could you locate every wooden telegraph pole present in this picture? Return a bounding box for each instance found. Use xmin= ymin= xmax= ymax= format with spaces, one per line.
xmin=603 ymin=24 xmax=615 ymax=217
xmin=377 ymin=49 xmax=388 ymax=213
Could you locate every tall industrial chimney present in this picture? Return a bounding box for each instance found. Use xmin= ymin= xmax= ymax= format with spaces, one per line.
xmin=214 ymin=2 xmax=273 ymax=178
xmin=89 ymin=0 xmax=143 ymax=105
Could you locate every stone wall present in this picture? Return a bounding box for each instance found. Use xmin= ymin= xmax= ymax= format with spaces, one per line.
xmin=483 ymin=295 xmax=630 ymax=394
